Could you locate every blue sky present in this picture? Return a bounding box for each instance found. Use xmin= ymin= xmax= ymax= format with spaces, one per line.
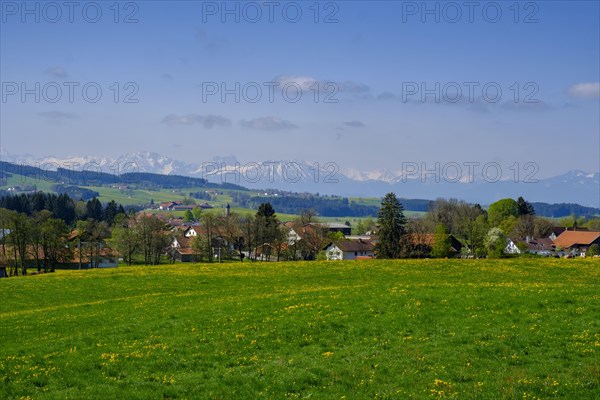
xmin=1 ymin=0 xmax=599 ymax=178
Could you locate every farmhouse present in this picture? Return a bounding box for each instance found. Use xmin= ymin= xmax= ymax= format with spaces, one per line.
xmin=549 ymin=226 xmax=589 ymax=241
xmin=324 ymin=238 xmax=375 ymax=260
xmin=283 ymin=221 xmax=302 ymax=245
xmin=170 ymin=235 xmax=197 ymax=262
xmin=548 ymin=227 xmax=566 ymax=241
xmin=505 ymin=239 xmax=520 ymax=255
xmin=523 ymin=237 xmax=556 ymax=255
xmin=505 ymin=237 xmax=556 ymax=256
xmin=552 ymin=231 xmax=600 ymax=256
xmin=407 ymin=233 xmax=463 ymax=257
xmin=169 ymin=225 xmax=232 ymax=262
xmin=69 ymin=247 xmax=119 ymax=268
xmin=320 ymin=222 xmax=352 ymax=236
xmin=172 ymin=205 xmax=196 ymax=211
xmin=0 ymin=243 xmax=118 ymax=270
xmin=65 ymin=230 xmax=119 ymax=268
xmin=159 ymin=201 xmax=181 ymax=210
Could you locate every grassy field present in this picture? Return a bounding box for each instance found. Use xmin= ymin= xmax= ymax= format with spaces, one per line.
xmin=1 ymin=259 xmax=598 ymax=399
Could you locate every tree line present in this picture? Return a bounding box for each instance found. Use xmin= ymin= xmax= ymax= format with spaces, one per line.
xmin=2 ymin=191 xmax=599 ymax=277
xmin=0 ymin=192 xmax=127 ymax=226
xmin=374 ymin=193 xmax=600 ymax=259
xmin=0 ymin=193 xmax=130 ymax=276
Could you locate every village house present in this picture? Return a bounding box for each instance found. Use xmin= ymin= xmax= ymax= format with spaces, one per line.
xmin=169 ymin=224 xmax=232 ymax=262
xmin=284 ymin=222 xmax=352 ymax=244
xmin=283 ymin=222 xmax=302 ymax=246
xmin=552 ymin=231 xmax=600 ymax=257
xmin=504 ymin=239 xmax=520 ymax=255
xmin=65 ymin=230 xmax=119 ymax=268
xmin=407 ymin=233 xmax=463 ymax=257
xmin=324 ymin=238 xmax=375 ymax=260
xmin=548 ymin=226 xmax=588 ymax=241
xmin=548 ymin=227 xmax=566 ymax=241
xmin=159 ymin=201 xmax=181 ymax=211
xmin=505 ymin=236 xmax=556 ymax=256
xmin=0 ymin=241 xmax=118 ymax=270
xmin=319 ymin=222 xmax=352 ymax=236
xmin=170 ymin=235 xmax=197 ymax=262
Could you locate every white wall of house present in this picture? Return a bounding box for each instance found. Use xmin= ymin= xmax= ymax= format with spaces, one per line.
xmin=326 ymin=245 xmax=344 ymax=260
xmin=185 ymin=228 xmax=198 ymax=237
xmin=504 ymin=240 xmax=521 ymax=254
xmin=325 ymin=244 xmax=374 ymax=260
xmin=287 ymin=228 xmax=301 ymax=245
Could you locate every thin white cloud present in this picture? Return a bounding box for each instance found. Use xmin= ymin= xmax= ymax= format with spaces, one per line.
xmin=273 ymin=75 xmax=320 ymax=91
xmin=344 ymin=120 xmax=365 ymax=128
xmin=240 ymin=116 xmax=297 ymax=131
xmin=161 ymin=114 xmax=231 ymax=129
xmin=45 ymin=67 xmax=68 ymax=79
xmin=567 ymin=82 xmax=600 ymax=99
xmin=273 ymin=75 xmax=370 ymax=94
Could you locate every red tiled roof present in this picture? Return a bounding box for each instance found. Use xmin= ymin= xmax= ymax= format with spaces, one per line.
xmin=553 ymin=231 xmax=600 ymax=249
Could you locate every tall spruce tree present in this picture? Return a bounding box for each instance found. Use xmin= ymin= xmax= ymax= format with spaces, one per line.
xmin=375 ymin=193 xmax=407 ymax=259
xmin=516 ymin=196 xmax=535 ymax=216
xmin=255 ymin=202 xmax=279 ymax=261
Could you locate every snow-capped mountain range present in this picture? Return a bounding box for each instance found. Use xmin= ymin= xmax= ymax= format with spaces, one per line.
xmin=1 ymin=151 xmax=598 ymax=206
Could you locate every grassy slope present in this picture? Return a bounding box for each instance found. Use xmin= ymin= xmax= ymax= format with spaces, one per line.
xmin=1 ymin=174 xmax=406 ymax=222
xmin=1 ymin=259 xmax=598 ymax=399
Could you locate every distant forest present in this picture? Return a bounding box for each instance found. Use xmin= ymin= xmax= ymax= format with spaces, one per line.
xmin=530 ymin=203 xmax=600 ymax=219
xmin=0 ymin=161 xmax=247 ymax=190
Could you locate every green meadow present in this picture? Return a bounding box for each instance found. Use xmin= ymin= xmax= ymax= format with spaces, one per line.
xmin=1 ymin=259 xmax=598 ymax=399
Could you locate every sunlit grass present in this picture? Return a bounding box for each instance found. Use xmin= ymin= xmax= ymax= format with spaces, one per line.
xmin=1 ymin=259 xmax=598 ymax=399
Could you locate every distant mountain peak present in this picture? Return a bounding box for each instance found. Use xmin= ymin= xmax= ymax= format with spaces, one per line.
xmin=2 ymin=151 xmax=598 ymax=206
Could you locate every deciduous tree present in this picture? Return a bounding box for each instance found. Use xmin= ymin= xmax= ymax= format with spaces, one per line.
xmin=431 ymin=223 xmax=451 ymax=258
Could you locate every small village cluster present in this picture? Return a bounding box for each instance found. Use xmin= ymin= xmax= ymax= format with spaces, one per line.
xmin=1 ymin=197 xmax=599 ymax=278
xmin=164 ymin=212 xmax=600 ymax=263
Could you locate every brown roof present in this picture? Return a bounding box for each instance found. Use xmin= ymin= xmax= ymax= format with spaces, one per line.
xmin=553 ymin=231 xmax=600 ymax=249
xmin=172 ymin=205 xmax=196 ymax=210
xmin=70 ymin=247 xmax=119 ymax=263
xmin=406 ymin=233 xmax=462 ymax=253
xmin=521 ymin=237 xmax=555 ymax=251
xmin=407 ymin=233 xmax=435 ymax=247
xmin=331 ymin=239 xmax=374 ymax=253
xmin=176 ymin=247 xmax=195 ymax=255
xmin=283 ymin=222 xmax=319 ymax=240
xmin=173 ymin=235 xmax=193 ymax=248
